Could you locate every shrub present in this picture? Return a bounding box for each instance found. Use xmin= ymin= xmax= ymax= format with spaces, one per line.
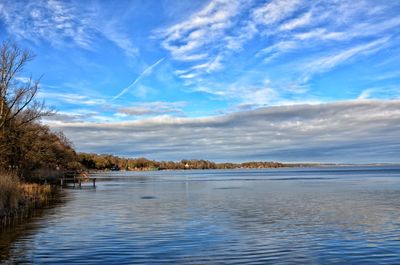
xmin=0 ymin=171 xmax=22 ymax=212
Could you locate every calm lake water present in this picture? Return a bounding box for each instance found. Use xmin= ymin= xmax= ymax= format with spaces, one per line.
xmin=2 ymin=166 xmax=400 ymax=264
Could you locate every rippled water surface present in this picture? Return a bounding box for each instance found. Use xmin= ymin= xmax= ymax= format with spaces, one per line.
xmin=2 ymin=166 xmax=400 ymax=264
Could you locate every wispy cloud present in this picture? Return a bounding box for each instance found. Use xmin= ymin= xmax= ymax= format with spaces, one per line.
xmin=157 ymin=0 xmax=241 ymax=62
xmin=0 ymin=0 xmax=139 ymax=58
xmin=38 ymin=91 xmax=106 ymax=106
xmin=357 ymin=86 xmax=400 ymax=100
xmin=255 ymin=1 xmax=400 ymax=61
xmin=43 ymin=109 xmax=99 ymax=124
xmin=195 ymin=78 xmax=318 ymax=109
xmin=15 ymin=76 xmax=32 ymax=84
xmin=118 ymin=101 xmax=187 ymax=116
xmin=112 ymin=58 xmax=165 ymax=100
xmin=357 ymin=89 xmax=375 ymax=100
xmin=301 ymin=37 xmax=390 ymax=83
xmin=257 ymin=41 xmax=297 ymax=62
xmin=175 ymin=55 xmax=223 ymax=80
xmin=0 ymin=0 xmax=95 ymax=49
xmin=370 ymin=71 xmax=400 ymax=81
xmin=102 ymin=26 xmax=139 ymax=58
xmin=157 ymin=0 xmax=399 ymax=103
xmin=252 ymin=0 xmax=301 ymax=25
xmin=279 ymin=10 xmax=312 ymax=31
xmin=207 ymin=79 xmax=280 ymax=106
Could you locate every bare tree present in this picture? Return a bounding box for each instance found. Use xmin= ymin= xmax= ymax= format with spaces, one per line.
xmin=0 ymin=41 xmax=55 ymax=173
xmin=0 ymin=40 xmax=53 ymax=131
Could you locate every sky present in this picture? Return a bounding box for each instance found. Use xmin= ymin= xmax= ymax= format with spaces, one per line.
xmin=0 ymin=0 xmax=399 ymax=163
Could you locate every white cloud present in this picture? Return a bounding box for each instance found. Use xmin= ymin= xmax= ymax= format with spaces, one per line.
xmin=158 ymin=0 xmax=241 ymax=61
xmin=301 ymin=37 xmax=390 ymax=82
xmin=371 ymin=71 xmax=400 ymax=81
xmin=160 ymin=0 xmax=400 ymax=89
xmin=358 ymin=89 xmax=374 ymax=100
xmin=179 ymin=73 xmax=198 ymax=79
xmin=222 ymin=80 xmax=280 ymax=106
xmin=44 ymin=110 xmax=97 ymax=123
xmin=49 ymin=100 xmax=400 ymax=163
xmin=252 ymin=0 xmax=301 ymax=25
xmin=0 ymin=0 xmax=139 ymax=58
xmin=193 ymin=79 xmax=313 ymax=108
xmin=257 ymin=41 xmax=297 ymax=62
xmin=253 ymin=1 xmax=400 ymax=63
xmin=279 ymin=11 xmax=312 ymax=31
xmin=38 ymin=91 xmax=106 ymax=106
xmin=102 ymin=26 xmax=139 ymax=58
xmin=191 ymin=55 xmax=223 ymax=73
xmin=293 ymin=16 xmax=400 ymax=42
xmin=154 ymin=0 xmax=400 ymax=108
xmin=293 ymin=28 xmax=346 ymax=41
xmin=15 ymin=76 xmax=32 ymax=84
xmin=356 ymin=86 xmax=400 ymax=100
xmin=0 ymin=0 xmax=95 ymax=49
xmin=175 ymin=55 xmax=224 ymax=80
xmin=132 ymin=85 xmax=157 ymax=100
xmin=118 ymin=101 xmax=187 ymax=116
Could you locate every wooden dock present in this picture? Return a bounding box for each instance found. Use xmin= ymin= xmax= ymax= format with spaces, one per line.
xmin=61 ymin=171 xmax=96 ymax=188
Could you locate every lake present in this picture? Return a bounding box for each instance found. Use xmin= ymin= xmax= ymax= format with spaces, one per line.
xmin=2 ymin=166 xmax=400 ymax=264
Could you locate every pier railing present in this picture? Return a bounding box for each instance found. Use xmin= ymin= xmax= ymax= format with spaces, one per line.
xmin=61 ymin=171 xmax=96 ymax=188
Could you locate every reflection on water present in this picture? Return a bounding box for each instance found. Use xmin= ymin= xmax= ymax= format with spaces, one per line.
xmin=1 ymin=166 xmax=400 ymax=264
xmin=0 ymin=193 xmax=67 ymax=262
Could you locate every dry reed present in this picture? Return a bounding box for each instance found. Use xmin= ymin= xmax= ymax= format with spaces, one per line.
xmin=1 ymin=171 xmax=54 ymax=228
xmin=0 ymin=171 xmax=21 ymax=213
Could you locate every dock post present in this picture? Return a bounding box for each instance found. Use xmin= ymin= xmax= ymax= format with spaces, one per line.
xmin=79 ymin=179 xmax=82 ymax=188
xmin=93 ymin=178 xmax=96 ymax=187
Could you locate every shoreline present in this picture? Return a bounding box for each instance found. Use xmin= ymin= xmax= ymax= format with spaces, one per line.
xmin=86 ymin=163 xmax=400 ymax=173
xmin=0 ymin=181 xmax=59 ymax=230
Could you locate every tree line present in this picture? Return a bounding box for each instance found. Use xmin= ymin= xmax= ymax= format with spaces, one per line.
xmin=0 ymin=40 xmax=79 ymax=182
xmin=78 ymin=152 xmax=285 ymax=171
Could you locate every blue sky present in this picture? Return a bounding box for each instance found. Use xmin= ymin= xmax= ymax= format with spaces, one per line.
xmin=1 ymin=0 xmax=400 ymax=163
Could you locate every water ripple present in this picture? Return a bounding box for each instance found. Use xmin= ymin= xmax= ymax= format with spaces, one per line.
xmin=2 ymin=166 xmax=400 ymax=264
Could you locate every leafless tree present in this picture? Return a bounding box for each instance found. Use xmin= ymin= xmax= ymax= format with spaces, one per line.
xmin=0 ymin=40 xmax=53 ymax=131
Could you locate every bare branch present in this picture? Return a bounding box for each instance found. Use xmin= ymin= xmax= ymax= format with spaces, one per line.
xmin=0 ymin=40 xmax=46 ymax=130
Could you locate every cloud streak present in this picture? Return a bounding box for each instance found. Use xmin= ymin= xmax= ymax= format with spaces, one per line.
xmin=112 ymin=58 xmax=165 ymax=100
xmin=118 ymin=101 xmax=186 ymax=116
xmin=38 ymin=91 xmax=106 ymax=106
xmin=300 ymin=37 xmax=391 ymax=83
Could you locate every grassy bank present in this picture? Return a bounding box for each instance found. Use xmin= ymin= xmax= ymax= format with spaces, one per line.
xmin=0 ymin=171 xmax=56 ymax=229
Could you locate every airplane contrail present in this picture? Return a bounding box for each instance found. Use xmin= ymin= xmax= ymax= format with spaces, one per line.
xmin=112 ymin=58 xmax=165 ymax=100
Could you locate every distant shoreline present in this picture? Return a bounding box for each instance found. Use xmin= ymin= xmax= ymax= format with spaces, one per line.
xmin=78 ymin=152 xmax=398 ymax=172
xmin=85 ymin=163 xmax=400 ymax=173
